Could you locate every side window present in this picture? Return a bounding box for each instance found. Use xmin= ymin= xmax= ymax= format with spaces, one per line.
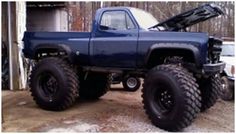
xmin=100 ymin=11 xmax=135 ymax=30
xmin=126 ymin=13 xmax=135 ymax=29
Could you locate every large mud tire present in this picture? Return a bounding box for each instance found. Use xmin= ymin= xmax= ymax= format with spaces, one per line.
xmin=79 ymin=72 xmax=111 ymax=100
xmin=142 ymin=64 xmax=201 ymax=131
xmin=198 ymin=75 xmax=222 ymax=112
xmin=29 ymin=57 xmax=79 ymax=111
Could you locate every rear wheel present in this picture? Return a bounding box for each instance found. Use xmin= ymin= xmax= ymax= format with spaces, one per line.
xmin=142 ymin=65 xmax=201 ymax=131
xmin=198 ymin=75 xmax=222 ymax=112
xmin=122 ymin=75 xmax=141 ymax=92
xmin=29 ymin=57 xmax=79 ymax=111
xmin=79 ymin=72 xmax=111 ymax=100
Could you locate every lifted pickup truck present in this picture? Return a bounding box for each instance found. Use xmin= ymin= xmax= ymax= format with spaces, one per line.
xmin=23 ymin=4 xmax=225 ymax=131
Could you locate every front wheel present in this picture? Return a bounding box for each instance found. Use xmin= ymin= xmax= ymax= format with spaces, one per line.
xmin=142 ymin=65 xmax=201 ymax=131
xmin=220 ymin=76 xmax=234 ymax=101
xmin=122 ymin=76 xmax=141 ymax=92
xmin=198 ymin=75 xmax=222 ymax=112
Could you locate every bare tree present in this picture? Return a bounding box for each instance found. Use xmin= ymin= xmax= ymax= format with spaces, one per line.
xmin=67 ymin=1 xmax=234 ymax=39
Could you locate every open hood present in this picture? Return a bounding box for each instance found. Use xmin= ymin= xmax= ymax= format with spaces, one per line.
xmin=152 ymin=4 xmax=223 ymax=31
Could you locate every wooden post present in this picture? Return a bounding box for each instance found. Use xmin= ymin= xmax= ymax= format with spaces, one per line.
xmin=8 ymin=2 xmax=20 ymax=90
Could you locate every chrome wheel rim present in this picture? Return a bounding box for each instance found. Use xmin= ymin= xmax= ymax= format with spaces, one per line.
xmin=126 ymin=77 xmax=137 ymax=88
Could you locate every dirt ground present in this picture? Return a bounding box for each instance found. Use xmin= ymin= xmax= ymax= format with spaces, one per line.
xmin=2 ymin=84 xmax=235 ymax=132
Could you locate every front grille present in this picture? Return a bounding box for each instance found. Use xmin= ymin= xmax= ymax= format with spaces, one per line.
xmin=208 ymin=37 xmax=222 ymax=63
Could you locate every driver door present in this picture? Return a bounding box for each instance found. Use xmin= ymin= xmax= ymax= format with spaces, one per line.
xmin=90 ymin=10 xmax=138 ymax=68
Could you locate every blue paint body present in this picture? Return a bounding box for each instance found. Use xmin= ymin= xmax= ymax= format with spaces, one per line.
xmin=23 ymin=7 xmax=210 ymax=70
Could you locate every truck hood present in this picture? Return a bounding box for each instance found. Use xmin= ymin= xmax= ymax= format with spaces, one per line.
xmin=140 ymin=31 xmax=209 ymax=45
xmin=152 ymin=4 xmax=223 ymax=31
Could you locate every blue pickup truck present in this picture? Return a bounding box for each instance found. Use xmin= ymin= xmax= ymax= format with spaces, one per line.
xmin=23 ymin=4 xmax=225 ymax=131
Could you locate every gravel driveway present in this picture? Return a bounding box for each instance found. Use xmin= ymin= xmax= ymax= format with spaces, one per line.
xmin=2 ymin=84 xmax=234 ymax=132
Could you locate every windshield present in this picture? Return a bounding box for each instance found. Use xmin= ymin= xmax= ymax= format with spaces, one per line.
xmin=130 ymin=8 xmax=158 ymax=30
xmin=221 ymin=43 xmax=235 ymax=56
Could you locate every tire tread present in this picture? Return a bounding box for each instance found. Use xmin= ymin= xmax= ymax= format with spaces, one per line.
xmin=29 ymin=57 xmax=79 ymax=111
xmin=142 ymin=64 xmax=201 ymax=131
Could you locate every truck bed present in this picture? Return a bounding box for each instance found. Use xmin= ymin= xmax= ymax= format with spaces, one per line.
xmin=23 ymin=31 xmax=91 ymax=65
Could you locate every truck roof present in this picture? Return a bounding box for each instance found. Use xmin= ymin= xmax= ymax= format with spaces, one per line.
xmin=98 ymin=6 xmax=138 ymax=11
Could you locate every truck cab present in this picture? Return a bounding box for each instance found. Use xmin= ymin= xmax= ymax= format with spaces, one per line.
xmin=89 ymin=5 xmax=224 ymax=73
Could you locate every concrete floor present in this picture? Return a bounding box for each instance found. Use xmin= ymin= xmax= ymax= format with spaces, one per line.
xmin=2 ymin=84 xmax=235 ymax=132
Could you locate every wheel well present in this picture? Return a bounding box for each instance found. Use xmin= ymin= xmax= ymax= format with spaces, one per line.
xmin=34 ymin=48 xmax=67 ymax=60
xmin=147 ymin=48 xmax=196 ymax=68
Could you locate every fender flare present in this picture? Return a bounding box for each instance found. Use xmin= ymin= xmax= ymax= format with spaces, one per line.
xmin=34 ymin=43 xmax=73 ymax=61
xmin=145 ymin=43 xmax=202 ymax=67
